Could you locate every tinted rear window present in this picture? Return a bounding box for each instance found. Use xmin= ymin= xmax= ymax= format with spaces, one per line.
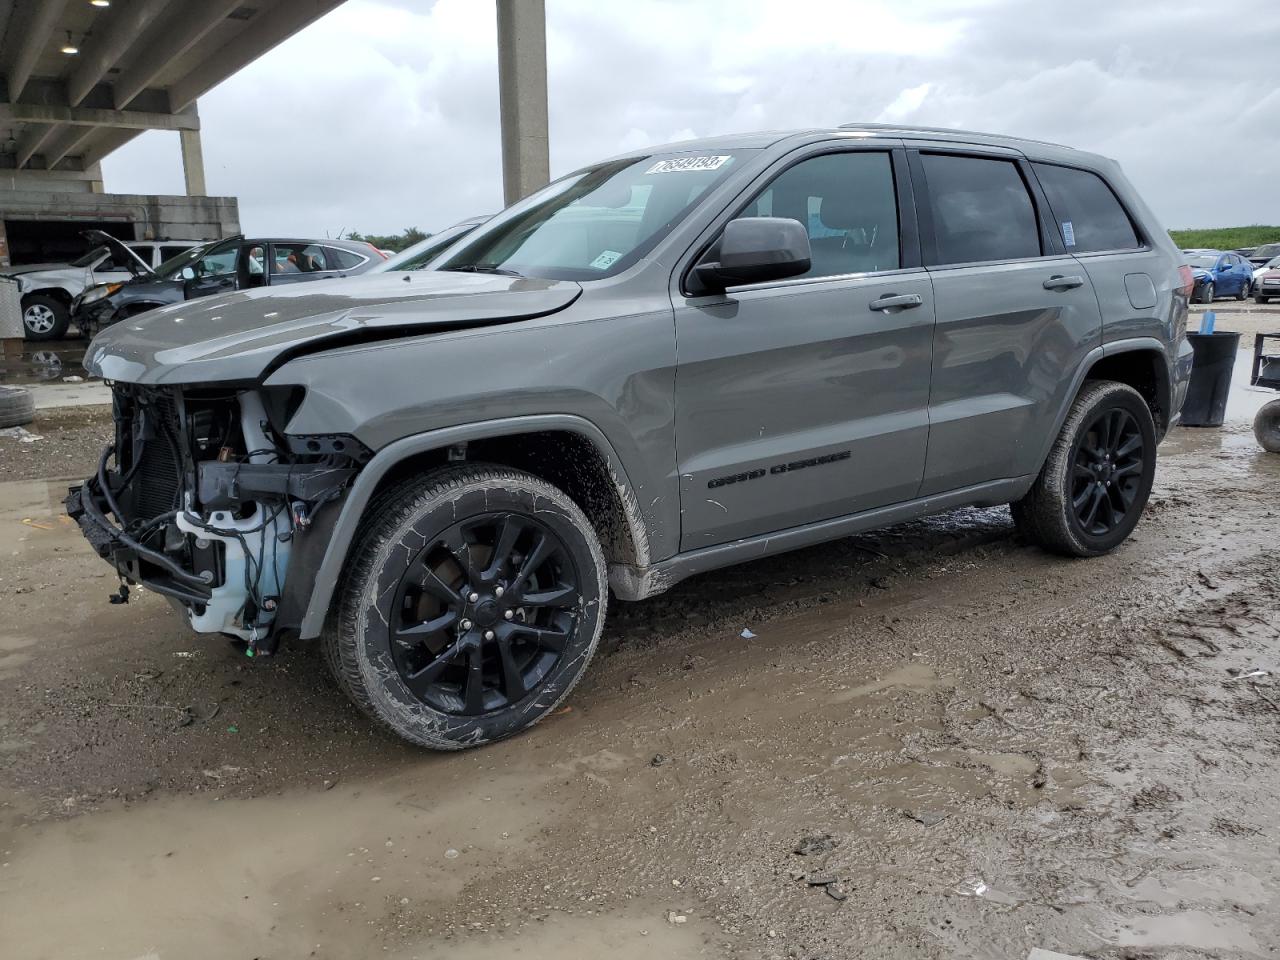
xmin=921 ymin=154 xmax=1041 ymax=265
xmin=1032 ymin=163 xmax=1140 ymax=253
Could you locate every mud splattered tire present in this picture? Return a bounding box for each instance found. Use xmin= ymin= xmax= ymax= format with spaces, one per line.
xmin=1011 ymin=381 xmax=1156 ymax=557
xmin=1255 ymin=399 xmax=1280 ymax=454
xmin=0 ymin=385 xmax=36 ymax=428
xmin=324 ymin=464 xmax=607 ymax=750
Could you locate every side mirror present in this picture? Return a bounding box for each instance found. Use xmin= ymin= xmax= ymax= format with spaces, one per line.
xmin=692 ymin=217 xmax=811 ymax=293
xmin=180 ymin=267 xmax=196 ymax=281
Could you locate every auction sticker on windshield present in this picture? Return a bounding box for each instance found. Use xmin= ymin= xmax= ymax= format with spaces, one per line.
xmin=645 ymin=155 xmax=730 ymax=174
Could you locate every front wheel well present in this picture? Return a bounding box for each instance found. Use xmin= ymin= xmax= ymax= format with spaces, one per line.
xmin=357 ymin=430 xmax=646 ymax=571
xmin=1083 ymin=350 xmax=1169 ymax=435
xmin=22 ymin=288 xmax=72 ymax=307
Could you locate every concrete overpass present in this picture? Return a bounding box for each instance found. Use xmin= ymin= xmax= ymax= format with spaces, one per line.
xmin=0 ymin=0 xmax=549 ymax=267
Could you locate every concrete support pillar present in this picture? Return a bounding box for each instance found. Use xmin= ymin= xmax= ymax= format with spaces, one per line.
xmin=87 ymin=162 xmax=105 ymax=194
xmin=496 ymin=0 xmax=549 ymax=206
xmin=180 ymin=127 xmax=207 ymax=197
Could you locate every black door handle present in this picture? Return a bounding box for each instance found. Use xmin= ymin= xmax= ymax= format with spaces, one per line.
xmin=869 ymin=293 xmax=923 ymax=311
xmin=1043 ymin=275 xmax=1085 ymax=291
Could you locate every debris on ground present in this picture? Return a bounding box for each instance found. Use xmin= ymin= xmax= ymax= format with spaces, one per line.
xmin=740 ymin=627 xmax=757 ymax=639
xmin=793 ymin=833 xmax=838 ymax=856
xmin=650 ymin=753 xmax=671 ymax=767
xmin=953 ymin=877 xmax=988 ymax=897
xmin=0 ymin=426 xmax=42 ymax=442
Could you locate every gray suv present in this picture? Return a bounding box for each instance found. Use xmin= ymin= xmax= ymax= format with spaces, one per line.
xmin=68 ymin=125 xmax=1194 ymax=750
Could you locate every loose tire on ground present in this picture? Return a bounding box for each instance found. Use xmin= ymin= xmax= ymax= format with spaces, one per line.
xmin=20 ymin=294 xmax=69 ymax=341
xmin=0 ymin=385 xmax=36 ymax=428
xmin=1011 ymin=381 xmax=1157 ymax=557
xmin=323 ymin=464 xmax=607 ymax=750
xmin=1255 ymin=399 xmax=1280 ymax=454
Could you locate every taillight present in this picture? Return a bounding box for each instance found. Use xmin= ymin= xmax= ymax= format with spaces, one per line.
xmin=367 ymin=242 xmax=387 ymax=260
xmin=1176 ymin=264 xmax=1195 ymax=298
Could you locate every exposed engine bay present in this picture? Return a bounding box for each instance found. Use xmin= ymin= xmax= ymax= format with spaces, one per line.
xmin=66 ymin=384 xmax=366 ymax=654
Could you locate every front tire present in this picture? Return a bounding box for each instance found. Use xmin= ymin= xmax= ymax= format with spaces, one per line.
xmin=21 ymin=295 xmax=69 ymax=340
xmin=1196 ymin=282 xmax=1214 ymax=304
xmin=1012 ymin=381 xmax=1156 ymax=557
xmin=1256 ymin=295 xmax=1270 ymax=304
xmin=324 ymin=464 xmax=607 ymax=750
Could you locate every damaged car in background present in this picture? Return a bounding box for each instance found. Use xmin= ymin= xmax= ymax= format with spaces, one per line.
xmin=69 ymin=125 xmax=1192 ymax=751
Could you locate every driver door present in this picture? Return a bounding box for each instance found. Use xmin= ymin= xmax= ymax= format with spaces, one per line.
xmin=672 ymin=146 xmax=935 ymax=549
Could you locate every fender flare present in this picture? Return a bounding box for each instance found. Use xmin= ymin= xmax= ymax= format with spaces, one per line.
xmin=296 ymin=413 xmax=649 ymax=639
xmin=1031 ymin=337 xmax=1175 ymax=476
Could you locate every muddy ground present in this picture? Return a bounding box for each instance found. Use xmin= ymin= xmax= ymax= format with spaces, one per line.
xmin=2 ymin=347 xmax=1279 ymax=959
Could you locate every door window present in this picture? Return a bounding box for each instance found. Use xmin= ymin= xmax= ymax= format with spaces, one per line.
xmin=271 ymin=243 xmax=331 ymax=275
xmin=128 ymin=244 xmax=155 ymax=266
xmin=193 ymin=246 xmax=239 ymax=278
xmin=741 ymin=151 xmax=899 ymax=279
xmin=1032 ymin=163 xmax=1140 ymax=253
xmin=920 ymin=154 xmax=1041 ymax=265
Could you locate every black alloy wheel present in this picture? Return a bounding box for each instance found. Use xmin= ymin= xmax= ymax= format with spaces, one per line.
xmin=389 ymin=513 xmax=580 ymax=716
xmin=1068 ymin=407 xmax=1146 ymax=537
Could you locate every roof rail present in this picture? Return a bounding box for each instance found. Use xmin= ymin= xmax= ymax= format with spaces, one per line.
xmin=836 ymin=122 xmax=1073 ymax=150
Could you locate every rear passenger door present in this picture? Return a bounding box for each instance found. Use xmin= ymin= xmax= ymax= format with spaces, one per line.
xmin=910 ymin=148 xmax=1104 ymax=495
xmin=673 ymin=144 xmax=936 ymax=548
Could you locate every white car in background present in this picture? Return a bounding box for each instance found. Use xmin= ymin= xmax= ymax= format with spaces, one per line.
xmin=1252 ymin=255 xmax=1280 ymax=292
xmin=2 ymin=236 xmax=208 ymax=340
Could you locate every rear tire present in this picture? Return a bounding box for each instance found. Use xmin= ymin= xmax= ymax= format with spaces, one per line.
xmin=1236 ymin=280 xmax=1249 ymax=300
xmin=323 ymin=464 xmax=607 ymax=750
xmin=21 ymin=295 xmax=69 ymax=341
xmin=1011 ymin=381 xmax=1156 ymax=557
xmin=1255 ymin=399 xmax=1280 ymax=454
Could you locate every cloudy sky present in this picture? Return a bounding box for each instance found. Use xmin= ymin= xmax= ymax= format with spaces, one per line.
xmin=102 ymin=0 xmax=1280 ymax=238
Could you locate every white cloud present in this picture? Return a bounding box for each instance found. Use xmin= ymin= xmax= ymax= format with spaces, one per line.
xmin=102 ymin=0 xmax=1280 ymax=235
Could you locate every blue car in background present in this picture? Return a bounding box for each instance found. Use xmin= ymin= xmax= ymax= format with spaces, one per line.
xmin=1182 ymin=248 xmax=1254 ymax=303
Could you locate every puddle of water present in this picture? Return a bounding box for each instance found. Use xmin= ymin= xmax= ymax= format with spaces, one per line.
xmin=0 ymin=338 xmax=89 ymax=386
xmin=0 ymin=477 xmax=81 ymax=555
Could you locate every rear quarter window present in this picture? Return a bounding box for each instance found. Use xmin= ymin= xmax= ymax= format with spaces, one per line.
xmin=1031 ymin=163 xmax=1141 ymax=253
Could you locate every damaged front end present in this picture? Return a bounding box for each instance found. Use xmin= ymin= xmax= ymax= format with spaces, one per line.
xmin=66 ymin=383 xmax=366 ymax=654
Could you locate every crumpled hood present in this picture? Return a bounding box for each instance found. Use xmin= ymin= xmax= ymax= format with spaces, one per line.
xmin=84 ymin=271 xmax=582 ymax=385
xmin=1 ymin=262 xmax=69 ymax=277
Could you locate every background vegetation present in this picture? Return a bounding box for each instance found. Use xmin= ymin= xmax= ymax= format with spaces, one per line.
xmin=344 ymin=227 xmax=428 ymax=252
xmin=1169 ymin=226 xmax=1280 ymax=250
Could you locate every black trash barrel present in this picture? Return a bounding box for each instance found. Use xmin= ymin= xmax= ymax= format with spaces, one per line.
xmin=1181 ymin=331 xmax=1241 ymax=427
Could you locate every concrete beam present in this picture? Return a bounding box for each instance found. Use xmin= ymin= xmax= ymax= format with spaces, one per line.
xmin=0 ymin=102 xmax=200 ymax=130
xmin=78 ymin=126 xmax=141 ymax=168
xmin=167 ymin=0 xmax=347 ymax=112
xmin=113 ymin=0 xmax=244 ymax=108
xmin=67 ymin=0 xmax=172 ymax=106
xmin=4 ymin=0 xmax=71 ymax=102
xmin=180 ymin=124 xmax=205 ymax=197
xmin=496 ymin=0 xmax=550 ymax=205
xmin=41 ymin=123 xmax=95 ymax=168
xmin=14 ymin=121 xmax=56 ymax=168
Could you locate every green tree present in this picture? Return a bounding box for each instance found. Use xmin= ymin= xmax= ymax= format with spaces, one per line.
xmin=345 ymin=227 xmax=429 ymax=253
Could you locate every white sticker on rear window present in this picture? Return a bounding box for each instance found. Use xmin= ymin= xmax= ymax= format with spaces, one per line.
xmin=645 ymin=155 xmax=730 ymax=175
xmin=1061 ymin=220 xmax=1076 ymax=247
xmin=590 ymin=249 xmax=623 ymax=270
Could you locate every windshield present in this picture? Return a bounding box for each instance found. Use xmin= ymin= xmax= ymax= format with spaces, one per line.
xmin=70 ymin=246 xmax=107 ymax=268
xmin=1185 ymin=254 xmax=1220 ymax=268
xmin=153 ymin=239 xmax=226 ymax=279
xmin=1264 ymin=256 xmax=1280 ymax=270
xmin=1254 ymin=243 xmax=1280 ymax=259
xmin=439 ymin=151 xmax=754 ymax=280
xmin=373 ymin=220 xmax=488 ymax=273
